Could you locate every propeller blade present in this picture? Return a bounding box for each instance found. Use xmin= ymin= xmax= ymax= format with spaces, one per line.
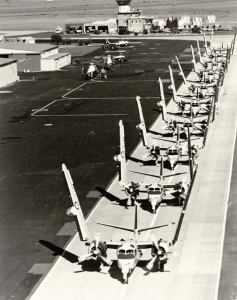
xmin=150 ymin=234 xmax=159 ymax=251
xmin=100 ymin=255 xmax=112 ymax=266
xmin=78 ymin=252 xmax=94 ymax=263
xmin=94 ymin=233 xmax=101 ymax=249
xmin=146 ymin=255 xmax=157 ymax=271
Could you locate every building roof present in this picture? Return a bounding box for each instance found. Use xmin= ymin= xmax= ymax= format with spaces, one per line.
xmin=0 ymin=57 xmax=17 ymax=67
xmin=0 ymin=42 xmax=57 ymax=54
xmin=17 ymin=36 xmax=35 ymax=41
xmin=42 ymin=53 xmax=70 ymax=60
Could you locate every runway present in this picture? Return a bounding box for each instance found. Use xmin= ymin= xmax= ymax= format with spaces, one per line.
xmin=27 ymin=35 xmax=237 ymax=300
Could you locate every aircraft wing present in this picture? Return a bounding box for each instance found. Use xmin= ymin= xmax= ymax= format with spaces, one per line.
xmin=106 ymin=241 xmax=154 ymax=249
xmin=137 ymin=241 xmax=154 ymax=249
xmin=106 ymin=241 xmax=122 ymax=249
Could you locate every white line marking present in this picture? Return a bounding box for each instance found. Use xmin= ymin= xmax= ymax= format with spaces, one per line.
xmin=35 ymin=114 xmax=128 ymax=117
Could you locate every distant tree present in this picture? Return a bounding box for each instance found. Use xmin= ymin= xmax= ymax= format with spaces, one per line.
xmin=165 ymin=18 xmax=172 ymax=28
xmin=84 ymin=39 xmax=91 ymax=45
xmin=171 ymin=27 xmax=180 ymax=34
xmin=119 ymin=28 xmax=130 ymax=35
xmin=172 ymin=18 xmax=179 ymax=28
xmin=51 ymin=34 xmax=63 ymax=45
xmin=192 ymin=25 xmax=201 ymax=34
xmin=143 ymin=29 xmax=148 ymax=34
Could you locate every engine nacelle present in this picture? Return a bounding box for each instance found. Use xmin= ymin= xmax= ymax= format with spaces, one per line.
xmin=89 ymin=241 xmax=107 ymax=258
xmin=136 ymin=123 xmax=143 ymax=131
xmin=151 ymin=240 xmax=169 ymax=257
xmin=113 ymin=154 xmax=122 ymax=162
xmin=66 ymin=206 xmax=77 ymax=216
xmin=125 ymin=182 xmax=139 ymax=196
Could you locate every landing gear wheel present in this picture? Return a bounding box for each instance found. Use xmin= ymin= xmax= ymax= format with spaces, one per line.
xmin=123 ymin=279 xmax=128 ymax=284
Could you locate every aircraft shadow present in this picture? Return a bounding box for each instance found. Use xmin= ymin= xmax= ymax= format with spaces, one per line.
xmin=39 ymin=240 xmax=78 ymax=263
xmin=138 ymin=200 xmax=153 ymax=213
xmin=96 ymin=187 xmax=129 ymax=207
xmin=186 ymin=79 xmax=200 ymax=83
xmin=108 ymin=261 xmax=124 ymax=283
xmin=148 ymin=129 xmax=160 ymax=136
xmin=139 ymin=260 xmax=170 ymax=274
xmin=96 ymin=187 xmax=120 ymax=203
xmin=96 ymin=186 xmax=133 ymax=208
xmin=127 ymin=155 xmax=156 ymax=166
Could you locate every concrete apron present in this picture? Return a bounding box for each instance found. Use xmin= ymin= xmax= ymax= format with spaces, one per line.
xmin=170 ymin=40 xmax=237 ymax=299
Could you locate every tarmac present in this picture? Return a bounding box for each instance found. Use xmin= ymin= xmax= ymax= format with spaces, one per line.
xmin=27 ymin=34 xmax=237 ymax=300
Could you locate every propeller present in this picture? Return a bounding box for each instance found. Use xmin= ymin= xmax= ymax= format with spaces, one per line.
xmin=146 ymin=234 xmax=163 ymax=271
xmin=78 ymin=234 xmax=112 ymax=266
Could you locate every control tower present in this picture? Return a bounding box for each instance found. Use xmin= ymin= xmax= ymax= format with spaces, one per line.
xmin=116 ymin=0 xmax=142 ymax=30
xmin=116 ymin=0 xmax=132 ymax=13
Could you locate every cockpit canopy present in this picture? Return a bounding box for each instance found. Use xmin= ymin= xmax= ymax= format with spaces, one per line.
xmin=167 ymin=148 xmax=178 ymax=155
xmin=148 ymin=185 xmax=162 ymax=193
xmin=118 ymin=246 xmax=135 ymax=259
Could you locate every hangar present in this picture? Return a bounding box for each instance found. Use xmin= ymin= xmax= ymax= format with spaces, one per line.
xmin=0 ymin=43 xmax=71 ymax=72
xmin=0 ymin=58 xmax=18 ymax=88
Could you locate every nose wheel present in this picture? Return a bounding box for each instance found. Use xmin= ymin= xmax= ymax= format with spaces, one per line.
xmin=123 ymin=279 xmax=128 ymax=284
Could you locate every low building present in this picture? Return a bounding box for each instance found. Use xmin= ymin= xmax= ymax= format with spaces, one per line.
xmin=0 ymin=43 xmax=71 ymax=72
xmin=0 ymin=35 xmax=6 ymax=43
xmin=17 ymin=36 xmax=36 ymax=43
xmin=0 ymin=58 xmax=19 ymax=88
xmin=65 ymin=23 xmax=84 ymax=34
xmin=128 ymin=15 xmax=154 ymax=33
xmin=84 ymin=19 xmax=117 ymax=34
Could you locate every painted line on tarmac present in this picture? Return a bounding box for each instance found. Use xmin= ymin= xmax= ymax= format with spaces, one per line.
xmin=34 ymin=114 xmax=128 ymax=117
xmin=31 ymin=100 xmax=58 ymax=116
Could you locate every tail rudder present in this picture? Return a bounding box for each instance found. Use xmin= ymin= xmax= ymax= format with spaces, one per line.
xmin=160 ymin=155 xmax=164 ymax=181
xmin=177 ymin=126 xmax=180 ymax=146
xmin=114 ymin=120 xmax=127 ymax=185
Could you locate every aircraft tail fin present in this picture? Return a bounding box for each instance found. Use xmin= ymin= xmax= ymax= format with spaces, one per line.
xmin=160 ymin=155 xmax=164 ymax=181
xmin=177 ymin=126 xmax=180 ymax=146
xmin=136 ymin=96 xmax=149 ymax=147
xmin=62 ymin=164 xmax=90 ymax=241
xmin=114 ymin=120 xmax=127 ymax=185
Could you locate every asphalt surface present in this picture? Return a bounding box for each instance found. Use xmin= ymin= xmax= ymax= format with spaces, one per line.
xmin=0 ymin=39 xmax=199 ymax=299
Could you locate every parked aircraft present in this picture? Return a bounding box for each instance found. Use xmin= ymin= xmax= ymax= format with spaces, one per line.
xmin=114 ymin=120 xmax=190 ymax=211
xmin=106 ymin=38 xmax=130 ymax=47
xmin=62 ymin=166 xmax=176 ymax=282
xmin=83 ymin=61 xmax=98 ymax=80
xmin=101 ymin=55 xmax=118 ymax=70
xmin=113 ymin=53 xmax=129 ymax=62
xmin=136 ymin=96 xmax=160 ymax=164
xmin=83 ymin=203 xmax=175 ymax=283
